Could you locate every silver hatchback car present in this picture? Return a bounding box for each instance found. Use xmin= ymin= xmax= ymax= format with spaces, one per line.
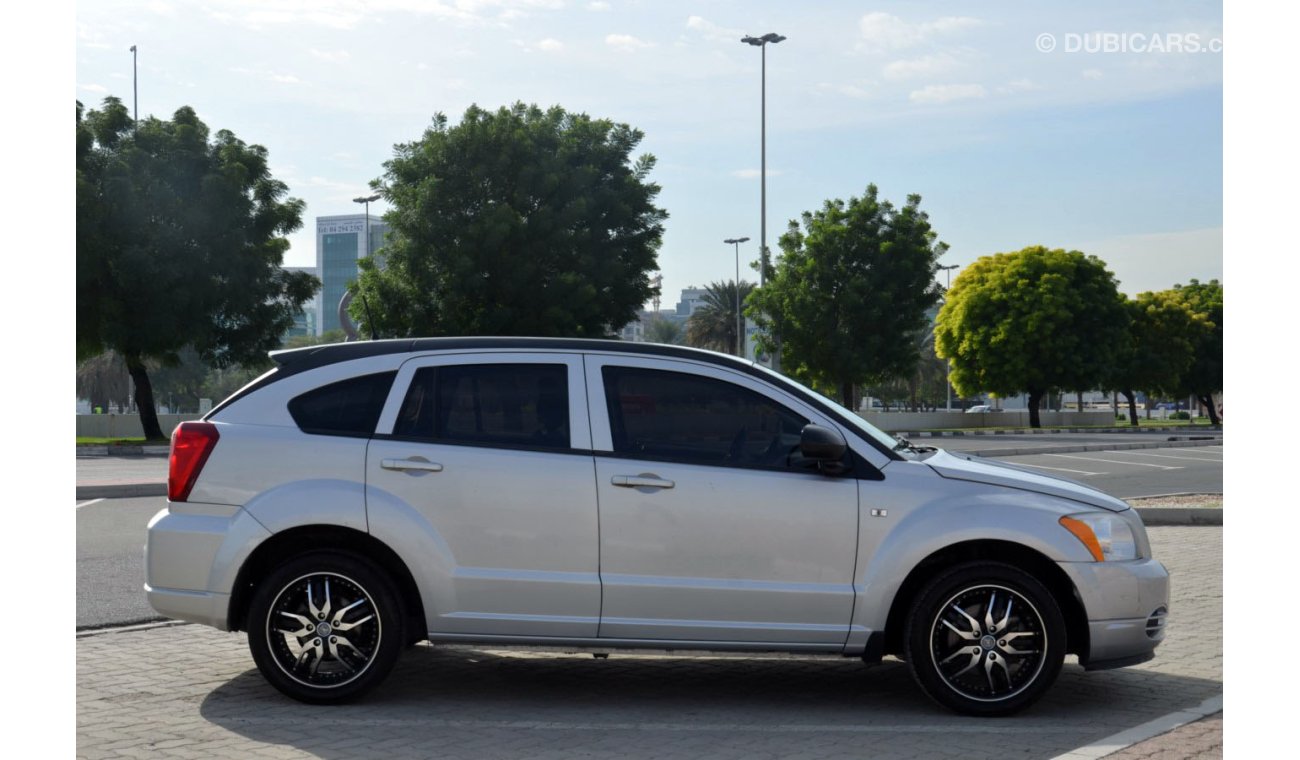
xmin=145 ymin=338 xmax=1168 ymax=715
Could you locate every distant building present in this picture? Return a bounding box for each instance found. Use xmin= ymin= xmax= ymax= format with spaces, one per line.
xmin=282 ymin=266 xmax=320 ymax=342
xmin=675 ymin=287 xmax=707 ymax=317
xmin=316 ymin=214 xmax=389 ymax=335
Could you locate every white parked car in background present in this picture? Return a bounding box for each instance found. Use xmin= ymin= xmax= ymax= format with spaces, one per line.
xmin=146 ymin=338 xmax=1168 ymax=715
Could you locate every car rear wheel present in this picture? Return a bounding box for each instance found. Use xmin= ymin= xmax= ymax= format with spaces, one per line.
xmin=903 ymin=562 xmax=1065 ymax=716
xmin=247 ymin=552 xmax=404 ymax=703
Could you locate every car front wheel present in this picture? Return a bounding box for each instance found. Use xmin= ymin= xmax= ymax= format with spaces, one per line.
xmin=247 ymin=552 xmax=404 ymax=703
xmin=903 ymin=562 xmax=1066 ymax=716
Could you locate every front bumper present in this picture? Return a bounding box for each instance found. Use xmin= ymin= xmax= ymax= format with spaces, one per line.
xmin=1057 ymin=556 xmax=1169 ymax=668
xmin=144 ymin=505 xmax=271 ymax=630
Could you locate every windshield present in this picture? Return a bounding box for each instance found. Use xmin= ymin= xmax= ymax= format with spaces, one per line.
xmin=747 ymin=361 xmax=903 ymax=454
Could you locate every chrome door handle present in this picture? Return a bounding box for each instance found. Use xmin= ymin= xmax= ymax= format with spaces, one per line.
xmin=611 ymin=475 xmax=675 ymax=489
xmin=381 ymin=458 xmax=444 ymax=473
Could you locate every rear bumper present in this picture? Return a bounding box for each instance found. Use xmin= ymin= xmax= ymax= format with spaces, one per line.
xmin=1058 ymin=556 xmax=1169 ymax=668
xmin=144 ymin=505 xmax=270 ymax=630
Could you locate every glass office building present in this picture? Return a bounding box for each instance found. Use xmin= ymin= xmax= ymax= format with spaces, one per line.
xmin=315 ymin=215 xmax=388 ymax=334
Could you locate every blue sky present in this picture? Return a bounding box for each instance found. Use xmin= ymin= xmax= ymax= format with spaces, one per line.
xmin=75 ymin=0 xmax=1222 ymax=302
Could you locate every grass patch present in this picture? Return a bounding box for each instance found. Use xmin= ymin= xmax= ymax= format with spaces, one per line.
xmin=76 ymin=437 xmax=164 ymax=446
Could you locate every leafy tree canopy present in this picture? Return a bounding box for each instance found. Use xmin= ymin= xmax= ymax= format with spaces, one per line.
xmin=352 ymin=102 xmax=666 ymax=338
xmin=934 ymin=246 xmax=1127 ymax=427
xmin=748 ymin=184 xmax=945 ymax=404
xmin=77 ymin=96 xmax=317 ymax=437
xmin=1167 ymin=278 xmax=1223 ymax=424
xmin=1109 ymin=290 xmax=1208 ymax=425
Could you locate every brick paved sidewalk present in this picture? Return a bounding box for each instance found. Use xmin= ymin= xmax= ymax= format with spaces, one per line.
xmin=1106 ymin=712 xmax=1222 ymax=759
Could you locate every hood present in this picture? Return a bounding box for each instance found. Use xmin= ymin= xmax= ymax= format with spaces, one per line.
xmin=923 ymin=449 xmax=1130 ymax=513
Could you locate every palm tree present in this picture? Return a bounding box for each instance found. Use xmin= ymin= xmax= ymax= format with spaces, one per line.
xmin=686 ymin=280 xmax=755 ymax=355
xmin=644 ymin=317 xmax=685 ymax=345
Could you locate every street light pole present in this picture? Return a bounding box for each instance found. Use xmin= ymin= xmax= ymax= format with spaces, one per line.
xmin=938 ymin=264 xmax=959 ymax=411
xmin=353 ymin=193 xmax=380 ymax=259
xmin=740 ymin=33 xmax=785 ymax=287
xmin=724 ymin=237 xmax=751 ymax=357
xmin=129 ymin=45 xmax=138 ymax=124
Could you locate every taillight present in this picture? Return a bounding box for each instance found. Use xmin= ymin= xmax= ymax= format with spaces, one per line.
xmin=169 ymin=422 xmax=220 ymax=502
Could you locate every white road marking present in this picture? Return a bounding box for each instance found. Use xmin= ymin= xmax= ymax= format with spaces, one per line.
xmin=75 ymin=499 xmax=105 ymax=509
xmin=1121 ymin=451 xmax=1223 ymax=462
xmin=1052 ymin=693 xmax=1222 ymax=759
xmin=1044 ymin=454 xmax=1183 ymax=470
xmin=1011 ymin=463 xmax=1105 ymax=476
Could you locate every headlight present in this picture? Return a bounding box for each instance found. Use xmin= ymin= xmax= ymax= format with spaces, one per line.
xmin=1059 ymin=513 xmax=1139 ymax=561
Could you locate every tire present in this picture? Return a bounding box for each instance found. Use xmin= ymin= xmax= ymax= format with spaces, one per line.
xmin=247 ymin=551 xmax=405 ymax=703
xmin=903 ymin=561 xmax=1065 ymax=716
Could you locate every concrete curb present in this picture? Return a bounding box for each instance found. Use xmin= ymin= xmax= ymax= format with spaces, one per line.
xmin=1135 ymin=508 xmax=1222 ymax=526
xmin=902 ymin=425 xmax=1221 ymax=437
xmin=77 ymin=445 xmax=170 ymax=457
xmin=968 ymin=438 xmax=1221 ymax=458
xmin=75 ymin=482 xmax=168 ymax=500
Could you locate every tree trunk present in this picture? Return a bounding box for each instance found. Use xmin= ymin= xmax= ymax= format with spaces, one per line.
xmin=1121 ymin=389 xmax=1139 ymax=426
xmin=125 ymin=354 xmax=166 ymax=440
xmin=1027 ymin=388 xmax=1044 ymax=428
xmin=840 ymin=382 xmax=854 ymax=410
xmin=1198 ymin=393 xmax=1221 ymax=425
xmin=1076 ymin=391 xmax=1084 ymax=415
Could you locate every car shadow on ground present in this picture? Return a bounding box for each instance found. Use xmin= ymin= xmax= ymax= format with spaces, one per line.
xmin=198 ymin=644 xmax=1220 ymax=760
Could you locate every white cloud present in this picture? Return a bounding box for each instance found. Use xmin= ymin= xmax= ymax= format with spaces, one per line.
xmin=909 ymin=83 xmax=986 ymax=104
xmin=859 ymin=12 xmax=982 ymax=51
xmin=883 ymin=53 xmax=961 ymax=80
xmin=685 ymin=15 xmax=741 ymax=43
xmin=78 ymin=83 xmax=109 ymax=93
xmin=1082 ymin=68 xmax=1104 ymax=80
xmin=606 ymin=33 xmax=652 ymax=52
xmin=537 ymin=38 xmax=564 ymax=52
xmin=588 ymin=1 xmax=610 ymax=10
xmin=732 ymin=169 xmax=783 ymax=179
xmin=310 ymin=48 xmax=352 ymax=62
xmin=149 ymin=1 xmax=177 ymax=16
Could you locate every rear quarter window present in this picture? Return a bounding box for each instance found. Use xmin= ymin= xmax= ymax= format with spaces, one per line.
xmin=288 ymin=371 xmax=397 ymax=437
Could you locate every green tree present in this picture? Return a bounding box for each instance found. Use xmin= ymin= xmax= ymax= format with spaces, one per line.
xmin=77 ymin=97 xmax=318 ymax=439
xmin=1167 ymin=279 xmax=1223 ymax=425
xmin=1109 ymin=291 xmax=1207 ymax=426
xmin=685 ymin=280 xmax=755 ymax=354
xmin=352 ymin=102 xmax=666 ymax=338
xmin=934 ymin=246 xmax=1128 ymax=428
xmin=643 ymin=317 xmax=685 ymax=345
xmin=748 ymin=185 xmax=945 ymax=405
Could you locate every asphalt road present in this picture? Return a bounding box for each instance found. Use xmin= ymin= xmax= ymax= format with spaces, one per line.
xmin=76 ymin=495 xmax=165 ymax=628
xmin=992 ymin=444 xmax=1222 ymax=498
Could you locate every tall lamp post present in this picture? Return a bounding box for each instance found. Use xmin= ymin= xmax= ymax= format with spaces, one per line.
xmin=740 ymin=32 xmax=786 ymax=287
xmin=340 ymin=194 xmax=381 ymax=342
xmin=724 ymin=237 xmax=751 ymax=357
xmin=938 ymin=264 xmax=959 ymax=410
xmin=129 ymin=45 xmax=138 ymax=124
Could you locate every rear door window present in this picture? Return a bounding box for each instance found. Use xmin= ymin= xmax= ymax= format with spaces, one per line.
xmin=393 ymin=364 xmax=570 ymax=451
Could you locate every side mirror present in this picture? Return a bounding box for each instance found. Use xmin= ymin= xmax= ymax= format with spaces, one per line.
xmin=800 ymin=424 xmax=849 ymax=474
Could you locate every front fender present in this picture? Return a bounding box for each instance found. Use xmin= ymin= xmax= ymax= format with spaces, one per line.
xmin=852 ymin=462 xmax=1096 ymax=635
